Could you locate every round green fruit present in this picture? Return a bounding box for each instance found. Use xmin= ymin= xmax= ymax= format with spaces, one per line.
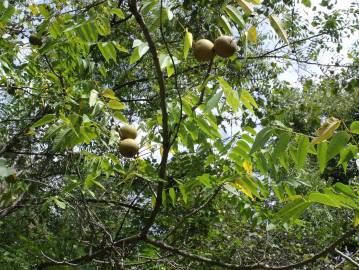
xmin=119 ymin=124 xmax=137 ymax=140
xmin=213 ymin=36 xmax=237 ymax=58
xmin=193 ymin=39 xmax=214 ymax=62
xmin=119 ymin=139 xmax=139 ymax=158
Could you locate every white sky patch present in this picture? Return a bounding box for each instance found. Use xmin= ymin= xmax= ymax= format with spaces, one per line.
xmin=278 ymin=0 xmax=358 ymax=86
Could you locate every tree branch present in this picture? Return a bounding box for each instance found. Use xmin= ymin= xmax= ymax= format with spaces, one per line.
xmin=335 ymin=248 xmax=359 ymax=268
xmin=128 ymin=0 xmax=170 ymax=237
xmin=145 ymin=227 xmax=358 ymax=270
xmin=37 ymin=234 xmax=141 ymax=269
xmin=163 ymin=184 xmax=222 ymax=240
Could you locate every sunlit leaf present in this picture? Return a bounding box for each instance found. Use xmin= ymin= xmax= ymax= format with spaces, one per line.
xmin=224 ymin=5 xmax=245 ymax=29
xmin=218 ymin=15 xmax=233 ymax=35
xmin=268 ymin=14 xmax=289 ymax=44
xmin=183 ymin=29 xmax=193 ymax=60
xmin=98 ymin=42 xmax=117 ymax=62
xmin=247 ymin=26 xmax=257 ymax=43
xmin=236 ymin=0 xmax=254 ymax=15
xmin=312 ymin=117 xmax=341 ymax=144
xmin=89 ymin=89 xmax=98 ymax=107
xmin=218 ymin=77 xmax=240 ymax=112
xmin=308 ymin=192 xmax=342 ymax=208
xmin=108 ymin=100 xmax=126 ymax=110
xmin=350 ymin=121 xmax=359 ymax=134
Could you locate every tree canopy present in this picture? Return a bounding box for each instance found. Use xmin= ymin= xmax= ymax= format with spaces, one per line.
xmin=0 ymin=0 xmax=358 ymax=269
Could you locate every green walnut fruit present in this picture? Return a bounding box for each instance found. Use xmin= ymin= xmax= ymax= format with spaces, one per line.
xmin=193 ymin=39 xmax=214 ymax=62
xmin=119 ymin=139 xmax=139 ymax=158
xmin=29 ymin=35 xmax=42 ymax=46
xmin=119 ymin=124 xmax=137 ymax=140
xmin=213 ymin=36 xmax=237 ymax=58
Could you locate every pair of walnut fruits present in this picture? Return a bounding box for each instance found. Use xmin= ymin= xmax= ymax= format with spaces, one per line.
xmin=193 ymin=35 xmax=237 ymax=62
xmin=118 ymin=124 xmax=139 ymax=158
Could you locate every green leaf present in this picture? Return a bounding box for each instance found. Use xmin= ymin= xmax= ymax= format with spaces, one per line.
xmin=268 ymin=14 xmax=289 ymax=44
xmin=169 ymin=188 xmax=176 ymax=206
xmin=183 ymin=29 xmax=193 ymax=60
xmin=32 ymin=114 xmax=57 ymax=128
xmin=302 ymin=0 xmax=311 ymax=7
xmin=240 ymin=89 xmax=258 ymax=112
xmin=338 ymin=145 xmax=357 ymax=165
xmin=236 ymin=0 xmax=254 ymax=15
xmin=206 ymin=90 xmax=223 ymax=111
xmin=334 ymin=183 xmax=357 ymax=198
xmin=53 ymin=197 xmax=66 ymax=209
xmin=250 ymin=127 xmax=273 ymax=154
xmin=52 ymin=127 xmax=71 ymax=151
xmin=218 ymin=77 xmax=240 ymax=112
xmin=276 ymin=198 xmax=312 ymax=220
xmin=308 ymin=192 xmax=342 ymax=208
xmin=197 ymin=174 xmax=212 ymax=188
xmin=327 ymin=131 xmax=350 ymax=161
xmin=98 ymin=42 xmax=117 ymax=63
xmin=224 ymin=5 xmax=245 ymax=29
xmin=195 ymin=117 xmax=221 ymax=139
xmin=95 ymin=17 xmax=111 ymax=36
xmin=233 ymin=176 xmax=261 ymax=199
xmin=178 ymin=184 xmax=188 ymax=204
xmin=111 ymin=8 xmax=125 ymax=19
xmin=273 ymin=132 xmax=291 ymax=159
xmin=75 ymin=22 xmax=98 ymax=43
xmin=295 ymin=135 xmax=309 ymax=169
xmin=317 ymin=141 xmax=328 ymax=173
xmin=312 ymin=117 xmax=341 ymax=144
xmin=130 ymin=41 xmax=149 ymax=64
xmin=350 ymin=121 xmax=359 ymax=134
xmin=218 ymin=15 xmax=233 ymax=35
xmin=102 ymin=89 xmax=117 ymax=100
xmin=108 ymin=100 xmax=126 ymax=110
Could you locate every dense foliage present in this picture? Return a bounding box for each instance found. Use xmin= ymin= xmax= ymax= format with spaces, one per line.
xmin=0 ymin=0 xmax=358 ymax=269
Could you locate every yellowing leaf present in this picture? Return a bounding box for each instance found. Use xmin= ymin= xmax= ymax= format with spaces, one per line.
xmin=108 ymin=100 xmax=126 ymax=110
xmin=350 ymin=121 xmax=359 ymax=134
xmin=312 ymin=117 xmax=341 ymax=144
xmin=243 ymin=160 xmax=252 ymax=175
xmin=247 ymin=26 xmax=257 ymax=43
xmin=183 ymin=29 xmax=193 ymax=60
xmin=236 ymin=0 xmax=254 ymax=15
xmin=102 ymin=88 xmax=117 ymax=100
xmin=354 ymin=211 xmax=359 ymax=227
xmin=250 ymin=0 xmax=262 ymax=4
xmin=232 ymin=179 xmax=253 ymax=199
xmin=268 ymin=14 xmax=289 ymax=44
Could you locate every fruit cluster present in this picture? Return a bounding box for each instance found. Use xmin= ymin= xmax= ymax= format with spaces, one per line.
xmin=118 ymin=124 xmax=139 ymax=158
xmin=193 ymin=35 xmax=237 ymax=61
